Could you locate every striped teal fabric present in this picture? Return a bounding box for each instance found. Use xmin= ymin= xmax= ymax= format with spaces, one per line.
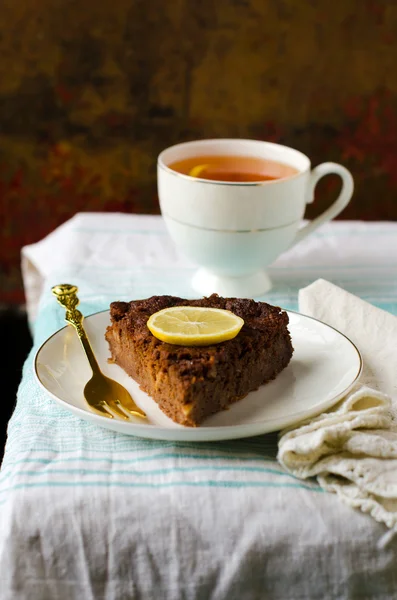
xmin=2 ymin=215 xmax=397 ymax=600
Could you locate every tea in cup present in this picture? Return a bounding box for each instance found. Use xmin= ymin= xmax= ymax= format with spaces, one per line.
xmin=157 ymin=138 xmax=354 ymax=297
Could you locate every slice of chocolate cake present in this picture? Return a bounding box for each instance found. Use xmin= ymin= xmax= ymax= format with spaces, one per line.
xmin=105 ymin=294 xmax=294 ymax=427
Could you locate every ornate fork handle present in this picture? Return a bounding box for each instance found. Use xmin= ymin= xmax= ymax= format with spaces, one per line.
xmin=52 ymin=284 xmax=101 ymax=375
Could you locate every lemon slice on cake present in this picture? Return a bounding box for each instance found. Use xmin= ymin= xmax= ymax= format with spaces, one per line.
xmin=147 ymin=306 xmax=244 ymax=346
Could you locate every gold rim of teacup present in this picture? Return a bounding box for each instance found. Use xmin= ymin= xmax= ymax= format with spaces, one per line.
xmin=162 ymin=213 xmax=300 ymax=233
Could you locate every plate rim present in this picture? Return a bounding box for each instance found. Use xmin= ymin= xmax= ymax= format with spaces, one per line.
xmin=33 ymin=308 xmax=363 ymax=441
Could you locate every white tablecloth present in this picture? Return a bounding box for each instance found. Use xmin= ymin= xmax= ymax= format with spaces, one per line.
xmin=1 ymin=213 xmax=397 ymax=599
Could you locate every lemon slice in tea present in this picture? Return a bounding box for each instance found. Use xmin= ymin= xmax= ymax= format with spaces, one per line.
xmin=146 ymin=306 xmax=244 ymax=346
xmin=189 ymin=164 xmax=209 ymax=178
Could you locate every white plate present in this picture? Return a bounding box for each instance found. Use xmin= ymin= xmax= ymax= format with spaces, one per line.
xmin=34 ymin=310 xmax=362 ymax=442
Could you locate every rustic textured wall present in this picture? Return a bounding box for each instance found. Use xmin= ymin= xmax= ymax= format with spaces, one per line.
xmin=1 ymin=0 xmax=397 ymax=303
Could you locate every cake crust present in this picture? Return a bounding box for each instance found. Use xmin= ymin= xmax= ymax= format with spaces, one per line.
xmin=105 ymin=294 xmax=294 ymax=426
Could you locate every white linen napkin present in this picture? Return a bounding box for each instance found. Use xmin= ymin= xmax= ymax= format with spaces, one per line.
xmin=277 ymin=279 xmax=397 ymax=532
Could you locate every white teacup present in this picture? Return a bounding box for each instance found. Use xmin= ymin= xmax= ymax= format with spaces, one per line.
xmin=157 ymin=138 xmax=354 ymax=297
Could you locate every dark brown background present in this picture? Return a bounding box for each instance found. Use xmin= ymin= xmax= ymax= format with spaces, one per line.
xmin=1 ymin=0 xmax=397 ymax=305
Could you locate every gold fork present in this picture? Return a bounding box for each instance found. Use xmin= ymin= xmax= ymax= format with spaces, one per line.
xmin=52 ymin=284 xmax=146 ymax=421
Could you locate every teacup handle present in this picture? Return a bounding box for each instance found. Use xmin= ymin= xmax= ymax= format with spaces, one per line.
xmin=292 ymin=162 xmax=354 ymax=247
